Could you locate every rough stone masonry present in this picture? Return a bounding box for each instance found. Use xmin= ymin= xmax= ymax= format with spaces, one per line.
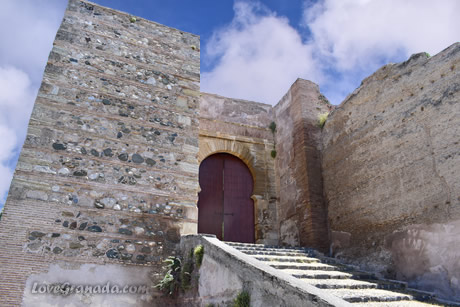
xmin=322 ymin=44 xmax=460 ymax=301
xmin=0 ymin=0 xmax=200 ymax=305
xmin=0 ymin=0 xmax=459 ymax=305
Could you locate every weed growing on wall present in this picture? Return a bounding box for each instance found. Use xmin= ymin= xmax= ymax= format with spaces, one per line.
xmin=318 ymin=94 xmax=331 ymax=105
xmin=269 ymin=122 xmax=277 ymax=158
xmin=156 ymin=256 xmax=182 ymax=296
xmin=318 ymin=112 xmax=329 ymax=128
xmin=194 ymin=245 xmax=204 ymax=268
xmin=269 ymin=122 xmax=276 ymax=134
xmin=233 ymin=291 xmax=250 ymax=307
xmin=156 ymin=245 xmax=205 ymax=295
xmin=180 ymin=254 xmax=193 ymax=290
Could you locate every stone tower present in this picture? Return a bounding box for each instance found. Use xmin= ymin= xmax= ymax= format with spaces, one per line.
xmin=0 ymin=0 xmax=200 ymax=305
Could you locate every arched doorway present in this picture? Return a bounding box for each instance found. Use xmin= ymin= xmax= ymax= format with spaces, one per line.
xmin=198 ymin=153 xmax=255 ymax=243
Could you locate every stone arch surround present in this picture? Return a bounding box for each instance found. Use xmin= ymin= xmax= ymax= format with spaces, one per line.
xmin=198 ymin=135 xmax=278 ymax=244
xmin=197 ymin=137 xmax=266 ymax=196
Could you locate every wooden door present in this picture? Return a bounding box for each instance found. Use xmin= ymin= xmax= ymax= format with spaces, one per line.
xmin=198 ymin=153 xmax=254 ymax=243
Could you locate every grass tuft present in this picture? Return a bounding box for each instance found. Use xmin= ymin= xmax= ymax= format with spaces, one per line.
xmin=194 ymin=245 xmax=204 ymax=268
xmin=318 ymin=112 xmax=329 ymax=128
xmin=233 ymin=291 xmax=250 ymax=307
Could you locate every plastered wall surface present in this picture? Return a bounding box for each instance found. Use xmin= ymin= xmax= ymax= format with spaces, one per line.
xmin=322 ymin=43 xmax=460 ymax=300
xmin=0 ymin=0 xmax=200 ymax=305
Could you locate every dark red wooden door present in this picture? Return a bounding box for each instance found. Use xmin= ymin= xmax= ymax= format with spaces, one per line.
xmin=198 ymin=153 xmax=254 ymax=243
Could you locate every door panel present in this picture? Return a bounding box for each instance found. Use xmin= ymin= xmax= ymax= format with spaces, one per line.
xmin=197 ymin=155 xmax=224 ymax=240
xmin=198 ymin=153 xmax=254 ymax=243
xmin=223 ymin=155 xmax=254 ymax=243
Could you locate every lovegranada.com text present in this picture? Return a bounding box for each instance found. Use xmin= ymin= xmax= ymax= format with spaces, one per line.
xmin=31 ymin=282 xmax=149 ymax=296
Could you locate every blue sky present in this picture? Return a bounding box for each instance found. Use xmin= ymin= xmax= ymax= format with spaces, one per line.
xmin=0 ymin=0 xmax=459 ymax=210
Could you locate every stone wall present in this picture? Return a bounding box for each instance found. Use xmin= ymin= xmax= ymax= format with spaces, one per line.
xmin=0 ymin=0 xmax=200 ymax=305
xmin=321 ymin=43 xmax=460 ymax=300
xmin=274 ymin=79 xmax=332 ymax=251
xmin=199 ymin=93 xmax=278 ymax=244
xmin=2 ymin=0 xmax=458 ymax=303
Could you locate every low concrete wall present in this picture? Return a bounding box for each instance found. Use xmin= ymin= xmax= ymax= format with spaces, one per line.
xmin=180 ymin=235 xmax=350 ymax=307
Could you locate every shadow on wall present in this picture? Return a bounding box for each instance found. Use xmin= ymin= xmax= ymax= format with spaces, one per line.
xmin=385 ymin=219 xmax=460 ymax=300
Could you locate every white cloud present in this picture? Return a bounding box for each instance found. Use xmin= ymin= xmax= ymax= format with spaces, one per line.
xmin=201 ymin=1 xmax=321 ymax=105
xmin=0 ymin=0 xmax=67 ymax=208
xmin=0 ymin=0 xmax=67 ymax=83
xmin=305 ymin=0 xmax=460 ymax=71
xmin=0 ymin=67 xmax=34 ymax=207
xmin=0 ymin=125 xmax=16 ymax=206
xmin=0 ymin=164 xmax=14 ymax=206
xmin=0 ymin=126 xmax=17 ymax=162
xmin=202 ymin=0 xmax=460 ymax=106
xmin=0 ymin=67 xmax=35 ymax=131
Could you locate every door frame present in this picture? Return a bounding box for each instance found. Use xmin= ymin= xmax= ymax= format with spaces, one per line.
xmin=197 ymin=152 xmax=255 ymax=242
xmin=197 ymin=138 xmax=272 ymax=243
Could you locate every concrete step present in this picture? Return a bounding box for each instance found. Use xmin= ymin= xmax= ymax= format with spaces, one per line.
xmin=281 ymin=269 xmax=353 ymax=279
xmin=300 ymin=278 xmax=378 ymax=290
xmin=225 ymin=242 xmax=310 ymax=251
xmin=353 ymin=302 xmax=440 ymax=306
xmin=375 ymin=280 xmax=407 ymax=291
xmin=265 ymin=261 xmax=337 ymax=271
xmin=253 ymin=255 xmax=320 ymax=263
xmin=301 ymin=275 xmax=406 ymax=291
xmin=222 ymin=242 xmax=447 ymax=306
xmin=232 ymin=246 xmax=312 ymax=253
xmin=329 ymin=288 xmax=413 ymax=303
xmin=236 ymin=249 xmax=310 ymax=257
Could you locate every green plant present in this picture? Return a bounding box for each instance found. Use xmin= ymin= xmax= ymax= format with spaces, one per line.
xmin=180 ymin=258 xmax=193 ymax=290
xmin=129 ymin=16 xmax=137 ymax=23
xmin=156 ymin=256 xmax=182 ymax=296
xmin=268 ymin=122 xmax=277 ymax=159
xmin=317 ymin=112 xmax=329 ymax=128
xmin=318 ymin=94 xmax=331 ymax=104
xmin=233 ymin=291 xmax=250 ymax=307
xmin=157 ymin=245 xmax=204 ymax=295
xmin=269 ymin=121 xmax=276 ymax=133
xmin=194 ymin=244 xmax=204 ymax=268
xmin=424 ymin=52 xmax=431 ymax=58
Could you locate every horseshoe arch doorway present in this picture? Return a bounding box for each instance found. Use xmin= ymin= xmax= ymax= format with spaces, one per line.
xmin=197 ymin=153 xmax=255 ymax=243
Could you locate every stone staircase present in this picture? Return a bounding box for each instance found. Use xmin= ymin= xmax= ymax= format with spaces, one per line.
xmin=224 ymin=242 xmax=452 ymax=306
